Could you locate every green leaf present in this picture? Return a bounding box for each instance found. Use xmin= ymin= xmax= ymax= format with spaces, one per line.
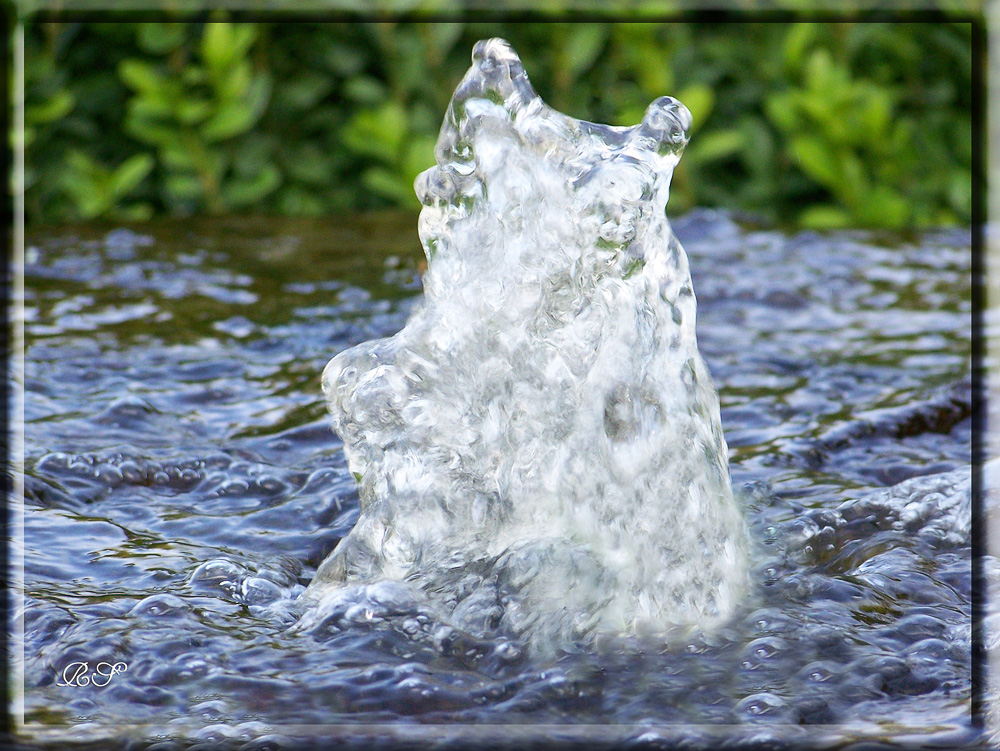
xmin=216 ymin=59 xmax=252 ymax=101
xmin=245 ymin=74 xmax=272 ymax=121
xmin=859 ymin=88 xmax=893 ymax=141
xmin=858 ymin=185 xmax=909 ymax=228
xmin=202 ymin=22 xmax=257 ymax=76
xmin=165 ymin=173 xmax=204 ymax=201
xmin=686 ymin=129 xmax=744 ymax=164
xmin=423 ymin=22 xmax=463 ymax=59
xmin=764 ymin=93 xmax=799 ymax=133
xmin=637 ymin=47 xmax=673 ymax=97
xmin=948 ymin=171 xmax=972 ymax=216
xmin=111 ymin=154 xmax=155 ymax=198
xmin=125 ymin=113 xmax=183 ymax=148
xmin=182 ymin=67 xmax=206 ymax=87
xmin=798 ymin=88 xmax=837 ymax=128
xmin=138 ymin=23 xmax=185 ymax=55
xmin=129 ymin=96 xmax=174 ymax=120
xmin=61 ymin=151 xmax=112 ymax=218
xmin=402 ymin=134 xmax=437 ymax=184
xmin=614 ymin=104 xmax=647 ymax=128
xmin=676 ymin=83 xmax=714 ymax=133
xmin=562 ymin=25 xmax=608 ymax=84
xmin=362 ymin=166 xmax=414 ymax=204
xmin=230 ymin=24 xmax=259 ymax=59
xmin=119 ymin=59 xmax=164 ymax=95
xmin=342 ymin=102 xmax=408 ymax=162
xmin=177 ymin=99 xmax=213 ymax=126
xmin=201 ymin=22 xmax=235 ymax=74
xmin=798 ymin=205 xmax=851 ymax=229
xmin=65 ymin=149 xmax=100 ymax=180
xmin=277 ymin=186 xmax=325 ymax=216
xmin=790 ymin=135 xmax=839 ymax=189
xmin=782 ymin=23 xmax=817 ymax=71
xmin=79 ymin=195 xmax=112 ymax=219
xmin=839 ymin=153 xmax=867 ymax=207
xmin=804 ymin=48 xmax=836 ymax=93
xmin=115 ymin=202 xmax=154 ymax=222
xmin=161 ymin=144 xmax=197 ymax=171
xmin=200 ymin=103 xmax=255 ymax=142
xmin=221 ymin=163 xmax=281 ymax=207
xmin=25 ymin=90 xmax=74 ymax=125
xmin=344 ymin=76 xmax=387 ymax=105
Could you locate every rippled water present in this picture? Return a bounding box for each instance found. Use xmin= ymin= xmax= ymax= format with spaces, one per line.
xmin=15 ymin=211 xmax=975 ymax=749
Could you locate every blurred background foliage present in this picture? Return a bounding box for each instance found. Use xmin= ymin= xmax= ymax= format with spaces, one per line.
xmin=22 ymin=20 xmax=975 ymax=229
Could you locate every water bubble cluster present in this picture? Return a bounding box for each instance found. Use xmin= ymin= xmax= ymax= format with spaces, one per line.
xmin=302 ymin=39 xmax=748 ymax=652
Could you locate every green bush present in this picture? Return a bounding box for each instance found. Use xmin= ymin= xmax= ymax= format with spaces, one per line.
xmin=21 ymin=20 xmax=975 ymax=229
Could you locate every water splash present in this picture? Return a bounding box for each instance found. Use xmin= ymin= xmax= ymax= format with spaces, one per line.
xmin=300 ymin=39 xmax=749 ymax=652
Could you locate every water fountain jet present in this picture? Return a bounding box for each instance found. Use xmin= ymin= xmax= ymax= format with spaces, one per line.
xmin=299 ymin=38 xmax=750 ymax=653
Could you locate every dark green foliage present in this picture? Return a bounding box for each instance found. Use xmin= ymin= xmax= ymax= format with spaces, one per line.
xmin=22 ymin=21 xmax=974 ymax=228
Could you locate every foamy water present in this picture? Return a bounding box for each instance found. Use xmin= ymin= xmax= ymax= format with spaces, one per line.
xmin=300 ymin=39 xmax=749 ymax=652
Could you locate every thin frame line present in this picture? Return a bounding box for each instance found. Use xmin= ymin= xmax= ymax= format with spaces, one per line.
xmin=9 ymin=15 xmax=983 ymax=744
xmin=12 ymin=19 xmax=27 ymax=733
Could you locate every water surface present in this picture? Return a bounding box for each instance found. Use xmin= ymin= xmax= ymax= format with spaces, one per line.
xmin=16 ymin=211 xmax=974 ymax=749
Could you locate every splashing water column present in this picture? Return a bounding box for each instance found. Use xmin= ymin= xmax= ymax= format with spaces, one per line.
xmin=301 ymin=39 xmax=750 ymax=653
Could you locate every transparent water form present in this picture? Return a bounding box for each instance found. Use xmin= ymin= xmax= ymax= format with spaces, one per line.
xmin=300 ymin=39 xmax=749 ymax=653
